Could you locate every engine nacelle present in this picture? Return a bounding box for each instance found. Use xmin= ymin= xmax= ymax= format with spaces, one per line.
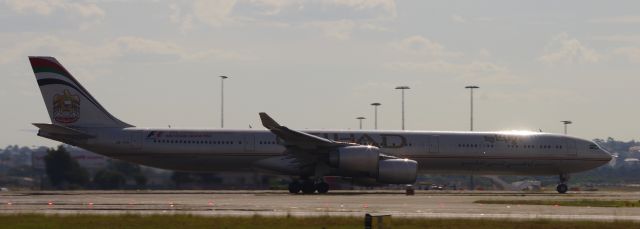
xmin=329 ymin=145 xmax=418 ymax=184
xmin=377 ymin=158 xmax=418 ymax=184
xmin=329 ymin=145 xmax=379 ymax=176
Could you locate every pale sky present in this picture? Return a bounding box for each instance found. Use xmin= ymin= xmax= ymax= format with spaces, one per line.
xmin=1 ymin=0 xmax=639 ymax=147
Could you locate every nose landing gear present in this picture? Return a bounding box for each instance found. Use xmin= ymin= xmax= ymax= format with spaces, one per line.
xmin=556 ymin=174 xmax=570 ymax=194
xmin=556 ymin=183 xmax=568 ymax=194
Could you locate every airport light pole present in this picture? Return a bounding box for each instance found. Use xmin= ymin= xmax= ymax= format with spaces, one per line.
xmin=220 ymin=76 xmax=229 ymax=128
xmin=356 ymin=117 xmax=366 ymax=130
xmin=395 ymin=86 xmax=410 ymax=130
xmin=561 ymin=120 xmax=572 ymax=135
xmin=464 ymin=85 xmax=479 ymax=191
xmin=371 ymin=103 xmax=381 ymax=130
xmin=465 ymin=86 xmax=479 ymax=131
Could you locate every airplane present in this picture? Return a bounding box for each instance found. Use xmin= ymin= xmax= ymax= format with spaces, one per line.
xmin=28 ymin=56 xmax=612 ymax=194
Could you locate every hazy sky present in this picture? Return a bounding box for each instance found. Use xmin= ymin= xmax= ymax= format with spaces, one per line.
xmin=1 ymin=0 xmax=639 ymax=147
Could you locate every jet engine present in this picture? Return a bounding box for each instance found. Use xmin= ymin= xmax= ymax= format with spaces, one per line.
xmin=328 ymin=145 xmax=418 ymax=184
xmin=377 ymin=158 xmax=418 ymax=184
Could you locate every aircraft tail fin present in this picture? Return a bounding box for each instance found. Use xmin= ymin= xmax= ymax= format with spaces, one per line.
xmin=28 ymin=56 xmax=132 ymax=128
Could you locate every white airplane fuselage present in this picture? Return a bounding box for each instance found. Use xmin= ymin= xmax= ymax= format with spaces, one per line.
xmin=55 ymin=128 xmax=611 ymax=177
xmin=28 ymin=56 xmax=612 ymax=193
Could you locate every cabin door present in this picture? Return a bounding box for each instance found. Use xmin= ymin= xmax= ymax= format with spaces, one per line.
xmin=243 ymin=134 xmax=255 ymax=152
xmin=564 ymin=139 xmax=577 ymax=156
xmin=427 ymin=135 xmax=440 ymax=154
xmin=128 ymin=131 xmax=142 ymax=150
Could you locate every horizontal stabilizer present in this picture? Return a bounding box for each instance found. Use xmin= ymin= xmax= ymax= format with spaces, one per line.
xmin=32 ymin=123 xmax=94 ymax=138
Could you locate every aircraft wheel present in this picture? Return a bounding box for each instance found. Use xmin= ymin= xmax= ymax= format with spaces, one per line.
xmin=316 ymin=182 xmax=329 ymax=194
xmin=288 ymin=181 xmax=301 ymax=194
xmin=556 ymin=184 xmax=568 ymax=194
xmin=301 ymin=180 xmax=316 ymax=194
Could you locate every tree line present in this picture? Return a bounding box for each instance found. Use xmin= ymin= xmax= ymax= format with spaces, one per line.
xmin=44 ymin=145 xmax=147 ymax=189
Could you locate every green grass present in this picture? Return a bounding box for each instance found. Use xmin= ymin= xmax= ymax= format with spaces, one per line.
xmin=0 ymin=214 xmax=639 ymax=229
xmin=474 ymin=199 xmax=640 ymax=208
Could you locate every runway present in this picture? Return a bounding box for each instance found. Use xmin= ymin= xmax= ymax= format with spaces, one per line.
xmin=1 ymin=190 xmax=640 ymax=221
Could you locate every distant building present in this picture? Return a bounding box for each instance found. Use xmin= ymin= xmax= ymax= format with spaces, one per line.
xmin=623 ymin=158 xmax=640 ymax=165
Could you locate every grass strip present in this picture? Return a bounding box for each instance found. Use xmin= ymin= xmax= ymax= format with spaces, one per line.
xmin=0 ymin=214 xmax=639 ymax=229
xmin=474 ymin=199 xmax=640 ymax=207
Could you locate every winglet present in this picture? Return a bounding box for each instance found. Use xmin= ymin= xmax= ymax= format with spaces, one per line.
xmin=259 ymin=112 xmax=281 ymax=130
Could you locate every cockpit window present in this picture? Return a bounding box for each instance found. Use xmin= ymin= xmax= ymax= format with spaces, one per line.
xmin=589 ymin=144 xmax=599 ymax=150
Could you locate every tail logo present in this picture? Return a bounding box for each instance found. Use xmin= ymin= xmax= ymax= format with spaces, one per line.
xmin=53 ymin=89 xmax=80 ymax=123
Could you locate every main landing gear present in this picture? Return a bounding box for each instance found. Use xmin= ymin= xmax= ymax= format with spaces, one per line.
xmin=288 ymin=178 xmax=329 ymax=194
xmin=556 ymin=174 xmax=570 ymax=194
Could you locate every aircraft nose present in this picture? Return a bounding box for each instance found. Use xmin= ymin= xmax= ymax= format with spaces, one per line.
xmin=597 ymin=149 xmax=613 ymax=161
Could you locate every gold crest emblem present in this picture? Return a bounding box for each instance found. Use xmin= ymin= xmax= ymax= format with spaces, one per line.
xmin=53 ymin=89 xmax=80 ymax=123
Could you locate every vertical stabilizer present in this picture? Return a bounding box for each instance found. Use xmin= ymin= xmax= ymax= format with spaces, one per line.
xmin=29 ymin=56 xmax=132 ymax=128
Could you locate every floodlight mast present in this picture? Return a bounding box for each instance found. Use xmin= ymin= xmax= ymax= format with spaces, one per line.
xmin=395 ymin=86 xmax=410 ymax=130
xmin=220 ymin=76 xmax=229 ymax=128
xmin=561 ymin=120 xmax=573 ymax=135
xmin=465 ymin=86 xmax=479 ymax=131
xmin=356 ymin=117 xmax=366 ymax=130
xmin=371 ymin=103 xmax=381 ymax=130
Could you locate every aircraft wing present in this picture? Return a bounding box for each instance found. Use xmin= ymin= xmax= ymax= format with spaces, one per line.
xmin=259 ymin=112 xmax=351 ymax=150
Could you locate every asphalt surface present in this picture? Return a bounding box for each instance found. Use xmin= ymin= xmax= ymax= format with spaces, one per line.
xmin=1 ymin=190 xmax=640 ymax=221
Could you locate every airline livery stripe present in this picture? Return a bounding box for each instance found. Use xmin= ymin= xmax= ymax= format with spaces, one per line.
xmin=109 ymin=153 xmax=608 ymax=162
xmin=37 ymin=78 xmax=99 ymax=106
xmin=37 ymin=78 xmax=117 ymax=122
xmin=29 ymin=58 xmax=73 ymax=79
xmin=30 ymin=58 xmax=100 ymax=107
xmin=32 ymin=66 xmax=73 ymax=79
xmin=404 ymin=155 xmax=610 ymax=162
